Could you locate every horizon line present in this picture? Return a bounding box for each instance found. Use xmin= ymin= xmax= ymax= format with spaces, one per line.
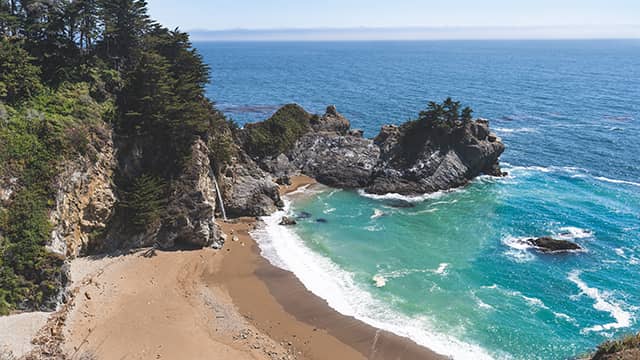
xmin=187 ymin=25 xmax=640 ymax=42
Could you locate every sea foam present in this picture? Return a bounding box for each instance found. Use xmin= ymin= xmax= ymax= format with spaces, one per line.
xmin=253 ymin=200 xmax=495 ymax=360
xmin=357 ymin=188 xmax=455 ymax=203
xmin=567 ymin=270 xmax=633 ymax=333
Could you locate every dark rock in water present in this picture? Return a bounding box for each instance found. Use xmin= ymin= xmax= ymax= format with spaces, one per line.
xmin=527 ymin=237 xmax=582 ymax=253
xmin=279 ymin=216 xmax=297 ymax=226
xmin=366 ymin=120 xmax=505 ymax=194
xmin=316 ymin=218 xmax=328 ymax=223
xmin=296 ymin=211 xmax=312 ymax=219
xmin=383 ymin=199 xmax=416 ymax=208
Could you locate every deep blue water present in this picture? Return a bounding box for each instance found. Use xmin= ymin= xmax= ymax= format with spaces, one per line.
xmin=196 ymin=40 xmax=640 ymax=359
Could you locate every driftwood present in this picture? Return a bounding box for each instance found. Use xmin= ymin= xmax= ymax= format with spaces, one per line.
xmin=141 ymin=244 xmax=159 ymax=258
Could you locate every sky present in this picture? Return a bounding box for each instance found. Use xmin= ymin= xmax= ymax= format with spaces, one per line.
xmin=147 ymin=0 xmax=640 ymax=40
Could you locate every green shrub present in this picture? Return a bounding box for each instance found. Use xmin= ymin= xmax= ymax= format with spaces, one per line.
xmin=243 ymin=104 xmax=311 ymax=158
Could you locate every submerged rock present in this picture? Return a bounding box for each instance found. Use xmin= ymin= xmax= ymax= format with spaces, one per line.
xmin=296 ymin=211 xmax=312 ymax=219
xmin=316 ymin=218 xmax=328 ymax=223
xmin=383 ymin=199 xmax=416 ymax=208
xmin=527 ymin=237 xmax=582 ymax=253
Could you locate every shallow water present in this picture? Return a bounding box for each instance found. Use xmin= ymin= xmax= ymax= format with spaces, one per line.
xmin=197 ymin=40 xmax=640 ymax=359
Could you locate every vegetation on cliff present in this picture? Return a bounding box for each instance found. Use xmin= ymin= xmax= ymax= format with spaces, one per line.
xmin=242 ymin=104 xmax=312 ymax=158
xmin=590 ymin=333 xmax=640 ymax=360
xmin=0 ymin=0 xmax=233 ymax=314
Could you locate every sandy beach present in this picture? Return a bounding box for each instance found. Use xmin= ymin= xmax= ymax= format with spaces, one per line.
xmin=4 ymin=175 xmax=443 ymax=359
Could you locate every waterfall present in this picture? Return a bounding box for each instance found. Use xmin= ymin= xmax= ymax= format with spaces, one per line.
xmin=212 ymin=176 xmax=227 ymax=221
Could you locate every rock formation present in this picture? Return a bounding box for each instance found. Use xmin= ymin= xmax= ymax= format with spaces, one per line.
xmin=48 ymin=124 xmax=116 ymax=257
xmin=527 ymin=237 xmax=582 ymax=253
xmin=156 ymin=139 xmax=224 ymax=249
xmin=247 ymin=104 xmax=505 ymax=195
xmin=219 ymin=150 xmax=283 ymax=217
xmin=367 ymin=119 xmax=505 ymax=194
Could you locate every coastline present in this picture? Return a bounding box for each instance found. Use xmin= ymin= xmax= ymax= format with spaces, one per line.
xmin=3 ymin=175 xmax=444 ymax=359
xmin=216 ymin=175 xmax=445 ymax=360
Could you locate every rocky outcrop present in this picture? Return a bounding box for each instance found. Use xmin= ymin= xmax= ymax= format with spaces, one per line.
xmin=249 ymin=104 xmax=504 ymax=195
xmin=156 ymin=139 xmax=224 ymax=249
xmin=48 ymin=125 xmax=116 ymax=257
xmin=366 ymin=120 xmax=505 ymax=195
xmin=527 ymin=237 xmax=582 ymax=253
xmin=310 ymin=105 xmax=351 ymax=134
xmin=219 ymin=150 xmax=283 ymax=217
xmin=279 ymin=216 xmax=297 ymax=225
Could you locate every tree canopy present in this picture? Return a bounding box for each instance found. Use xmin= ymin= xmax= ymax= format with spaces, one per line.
xmin=0 ymin=0 xmax=230 ymax=313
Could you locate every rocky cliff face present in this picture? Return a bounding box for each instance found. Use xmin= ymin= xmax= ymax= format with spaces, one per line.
xmin=367 ymin=119 xmax=505 ymax=194
xmin=219 ymin=150 xmax=283 ymax=217
xmin=48 ymin=124 xmax=117 ymax=257
xmin=249 ymin=105 xmax=504 ymax=195
xmin=156 ymin=139 xmax=224 ymax=249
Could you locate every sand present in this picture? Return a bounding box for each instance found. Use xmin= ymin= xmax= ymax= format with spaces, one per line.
xmin=6 ymin=175 xmax=444 ymax=359
xmin=0 ymin=311 xmax=50 ymax=358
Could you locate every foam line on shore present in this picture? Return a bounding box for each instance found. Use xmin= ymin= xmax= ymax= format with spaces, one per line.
xmin=252 ymin=199 xmax=496 ymax=360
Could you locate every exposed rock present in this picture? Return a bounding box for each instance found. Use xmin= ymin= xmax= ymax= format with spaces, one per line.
xmin=156 ymin=139 xmax=223 ymax=249
xmin=287 ymin=132 xmax=380 ymax=188
xmin=527 ymin=236 xmax=582 ymax=253
xmin=366 ymin=120 xmax=505 ymax=195
xmin=248 ymin=104 xmax=504 ymax=196
xmin=48 ymin=124 xmax=117 ymax=257
xmin=310 ymin=105 xmax=351 ymax=134
xmin=261 ymin=153 xmax=297 ymax=179
xmin=275 ymin=175 xmax=292 ymax=186
xmin=220 ymin=150 xmax=283 ymax=217
xmin=348 ymin=128 xmax=364 ymax=137
xmin=279 ymin=216 xmax=297 ymax=226
xmin=0 ymin=176 xmax=18 ymax=205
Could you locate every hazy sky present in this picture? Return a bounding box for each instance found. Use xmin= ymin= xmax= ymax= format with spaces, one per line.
xmin=147 ymin=0 xmax=640 ymax=40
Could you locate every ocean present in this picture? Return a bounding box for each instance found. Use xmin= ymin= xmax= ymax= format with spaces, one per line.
xmin=196 ymin=40 xmax=640 ymax=359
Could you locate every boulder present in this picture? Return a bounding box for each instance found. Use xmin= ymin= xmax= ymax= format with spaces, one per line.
xmin=527 ymin=236 xmax=582 ymax=253
xmin=279 ymin=216 xmax=297 ymax=226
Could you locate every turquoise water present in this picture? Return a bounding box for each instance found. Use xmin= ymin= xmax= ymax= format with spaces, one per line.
xmin=196 ymin=40 xmax=640 ymax=359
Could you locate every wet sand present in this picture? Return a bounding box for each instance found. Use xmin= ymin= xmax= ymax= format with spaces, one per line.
xmin=27 ymin=175 xmax=444 ymax=359
xmin=216 ymin=176 xmax=444 ymax=360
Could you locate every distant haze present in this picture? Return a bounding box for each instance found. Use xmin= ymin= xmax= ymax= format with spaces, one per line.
xmin=188 ymin=26 xmax=640 ymax=42
xmin=148 ymin=0 xmax=640 ymax=40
